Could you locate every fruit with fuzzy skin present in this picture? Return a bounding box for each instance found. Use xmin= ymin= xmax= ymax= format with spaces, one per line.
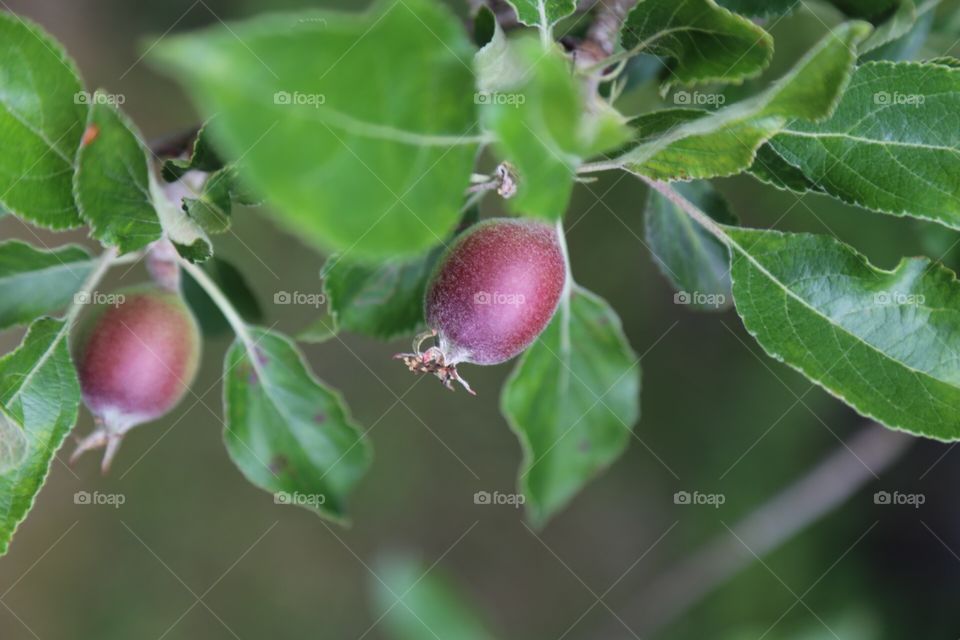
xmin=398 ymin=218 xmax=568 ymax=393
xmin=71 ymin=286 xmax=201 ymax=471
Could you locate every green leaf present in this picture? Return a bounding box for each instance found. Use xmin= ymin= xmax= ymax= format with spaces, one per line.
xmin=183 ymin=257 xmax=263 ymax=337
xmin=322 ymin=251 xmax=438 ymax=341
xmin=149 ymin=172 xmax=213 ymax=262
xmin=223 ymin=327 xmax=371 ymax=522
xmin=182 ymin=169 xmax=235 ymax=235
xmin=297 ymin=312 xmax=339 ymax=344
xmin=645 ymin=181 xmax=735 ymax=310
xmin=503 ymin=0 xmax=576 ymax=31
xmin=726 ymin=226 xmax=960 ymax=441
xmin=74 ymin=98 xmax=162 ymax=254
xmin=372 ymin=554 xmax=496 ymax=640
xmin=501 ymin=286 xmax=640 ymax=526
xmin=0 ymin=241 xmax=93 ymax=329
xmin=748 ymin=144 xmax=824 ymax=194
xmin=321 ymin=208 xmax=478 ymax=340
xmin=482 ymin=38 xmax=629 ymax=219
xmin=619 ymin=21 xmax=870 ymax=180
xmin=858 ymin=0 xmax=918 ymax=55
xmin=829 ymin=0 xmax=899 ymax=18
xmin=0 ymin=318 xmax=81 ymax=555
xmin=715 ymin=0 xmax=799 ymax=17
xmin=0 ymin=12 xmax=87 ymax=229
xmin=150 ymin=0 xmax=480 ymax=261
xmin=160 ymin=121 xmax=223 ymax=182
xmin=621 ymin=0 xmax=774 ymax=89
xmin=769 ymin=61 xmax=960 ymax=230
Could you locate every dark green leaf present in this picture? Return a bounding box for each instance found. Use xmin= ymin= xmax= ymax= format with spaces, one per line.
xmin=715 ymin=0 xmax=800 ymax=17
xmin=0 ymin=12 xmax=87 ymax=229
xmin=501 ymin=287 xmax=640 ymax=526
xmin=150 ymin=0 xmax=479 ymax=261
xmin=0 ymin=241 xmax=93 ymax=329
xmin=74 ymin=98 xmax=162 ymax=254
xmin=223 ymin=327 xmax=371 ymax=522
xmin=183 ymin=169 xmax=234 ymax=235
xmin=727 ymin=226 xmax=960 ymax=441
xmin=160 ymin=120 xmax=223 ymax=182
xmin=621 ymin=0 xmax=774 ymax=88
xmin=770 ymin=61 xmax=960 ymax=230
xmin=645 ymin=181 xmax=735 ymax=310
xmin=0 ymin=318 xmax=81 ymax=555
xmin=748 ymin=144 xmax=824 ymax=194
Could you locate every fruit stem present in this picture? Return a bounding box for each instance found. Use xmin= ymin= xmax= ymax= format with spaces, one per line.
xmin=555 ymin=220 xmax=574 ymax=353
xmin=65 ymin=246 xmax=119 ymax=331
xmin=177 ymin=256 xmax=256 ymax=352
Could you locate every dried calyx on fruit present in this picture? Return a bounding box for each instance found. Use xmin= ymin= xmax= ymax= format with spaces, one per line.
xmin=71 ymin=285 xmax=201 ymax=472
xmin=397 ymin=217 xmax=568 ymax=394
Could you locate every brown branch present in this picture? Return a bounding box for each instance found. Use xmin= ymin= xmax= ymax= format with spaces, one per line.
xmin=585 ymin=0 xmax=637 ymax=57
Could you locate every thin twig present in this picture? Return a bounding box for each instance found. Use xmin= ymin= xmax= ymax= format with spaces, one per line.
xmin=592 ymin=424 xmax=912 ymax=639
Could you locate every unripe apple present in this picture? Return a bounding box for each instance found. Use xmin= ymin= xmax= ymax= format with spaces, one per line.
xmin=398 ymin=218 xmax=568 ymax=393
xmin=71 ymin=286 xmax=201 ymax=471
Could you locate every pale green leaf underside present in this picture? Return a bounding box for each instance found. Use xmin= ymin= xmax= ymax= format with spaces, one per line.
xmin=770 ymin=61 xmax=960 ymax=230
xmin=149 ymin=0 xmax=479 ymax=261
xmin=727 ymin=226 xmax=960 ymax=441
xmin=0 ymin=318 xmax=80 ymax=555
xmin=74 ymin=100 xmax=162 ymax=254
xmin=504 ymin=0 xmax=576 ymax=29
xmin=0 ymin=241 xmax=93 ymax=329
xmin=223 ymin=328 xmax=371 ymax=522
xmin=0 ymin=12 xmax=87 ymax=229
xmin=645 ymin=181 xmax=734 ymax=309
xmin=501 ymin=287 xmax=640 ymax=526
xmin=622 ymin=0 xmax=774 ymax=88
xmin=620 ymin=21 xmax=871 ymax=180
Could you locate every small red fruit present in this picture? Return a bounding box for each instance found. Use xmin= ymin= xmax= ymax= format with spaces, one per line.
xmin=71 ymin=286 xmax=201 ymax=471
xmin=398 ymin=218 xmax=568 ymax=393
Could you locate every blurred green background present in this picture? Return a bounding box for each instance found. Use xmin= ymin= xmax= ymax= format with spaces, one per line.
xmin=2 ymin=1 xmax=960 ymax=638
